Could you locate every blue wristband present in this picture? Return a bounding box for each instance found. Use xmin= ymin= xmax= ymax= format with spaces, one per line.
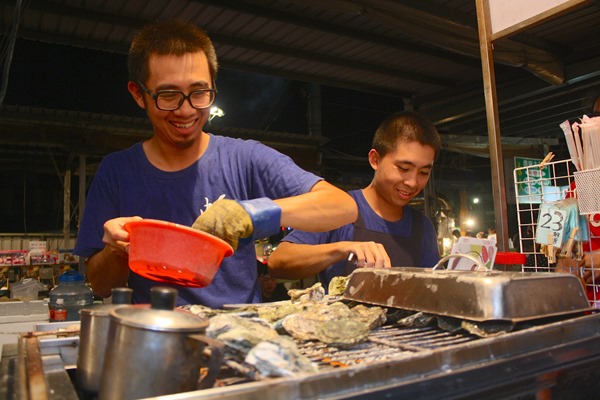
xmin=239 ymin=198 xmax=282 ymax=239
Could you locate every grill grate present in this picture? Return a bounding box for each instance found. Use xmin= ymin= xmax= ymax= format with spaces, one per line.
xmin=7 ymin=311 xmax=600 ymax=400
xmin=215 ymin=321 xmax=481 ymax=380
xmin=296 ymin=324 xmax=480 ymax=370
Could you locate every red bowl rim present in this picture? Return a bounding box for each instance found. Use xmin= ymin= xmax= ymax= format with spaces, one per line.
xmin=123 ymin=219 xmax=234 ymax=257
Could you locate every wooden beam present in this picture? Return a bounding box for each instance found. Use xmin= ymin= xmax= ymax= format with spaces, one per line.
xmin=476 ymin=0 xmax=510 ymax=252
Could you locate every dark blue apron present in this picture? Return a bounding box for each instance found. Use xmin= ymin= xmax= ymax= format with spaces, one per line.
xmin=346 ymin=209 xmax=424 ymax=273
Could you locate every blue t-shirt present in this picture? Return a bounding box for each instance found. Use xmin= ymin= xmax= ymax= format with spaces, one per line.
xmin=74 ymin=134 xmax=321 ymax=308
xmin=282 ymin=189 xmax=440 ymax=287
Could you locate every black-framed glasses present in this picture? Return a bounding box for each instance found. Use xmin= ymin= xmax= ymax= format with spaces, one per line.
xmin=137 ymin=81 xmax=217 ymax=111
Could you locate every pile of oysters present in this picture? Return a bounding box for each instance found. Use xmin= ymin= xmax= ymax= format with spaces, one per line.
xmin=179 ymin=279 xmax=386 ymax=378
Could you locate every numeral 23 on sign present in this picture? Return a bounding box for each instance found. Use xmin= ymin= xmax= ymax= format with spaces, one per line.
xmin=536 ymin=203 xmax=566 ymax=246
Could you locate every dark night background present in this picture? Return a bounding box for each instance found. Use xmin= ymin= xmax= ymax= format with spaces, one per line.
xmin=7 ymin=39 xmax=399 ymax=150
xmin=1 ymin=39 xmax=492 ymax=234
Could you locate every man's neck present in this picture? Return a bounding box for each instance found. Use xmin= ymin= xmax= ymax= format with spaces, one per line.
xmin=361 ymin=185 xmax=404 ymax=222
xmin=143 ymin=133 xmax=210 ymax=171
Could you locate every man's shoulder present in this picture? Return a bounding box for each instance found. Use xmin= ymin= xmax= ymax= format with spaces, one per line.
xmin=208 ymin=134 xmax=277 ymax=159
xmin=101 ymin=142 xmax=141 ymax=164
xmin=349 ymin=189 xmax=369 ymax=210
xmin=210 ymin=134 xmax=262 ymax=149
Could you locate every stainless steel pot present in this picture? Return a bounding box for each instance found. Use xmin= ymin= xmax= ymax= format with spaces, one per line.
xmin=98 ymin=287 xmax=224 ymax=400
xmin=76 ymin=287 xmax=133 ymax=393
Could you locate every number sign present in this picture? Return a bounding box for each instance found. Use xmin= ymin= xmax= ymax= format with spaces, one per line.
xmin=535 ymin=203 xmax=566 ymax=246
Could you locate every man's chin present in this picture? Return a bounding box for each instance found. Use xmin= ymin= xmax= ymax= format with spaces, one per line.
xmin=173 ymin=135 xmax=198 ymax=149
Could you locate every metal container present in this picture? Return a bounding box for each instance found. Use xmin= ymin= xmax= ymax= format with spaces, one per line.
xmin=98 ymin=287 xmax=224 ymax=400
xmin=343 ymin=267 xmax=593 ymax=322
xmin=76 ymin=287 xmax=133 ymax=393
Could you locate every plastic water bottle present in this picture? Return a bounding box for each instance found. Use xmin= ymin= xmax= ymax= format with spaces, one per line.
xmin=49 ymin=270 xmax=94 ymax=321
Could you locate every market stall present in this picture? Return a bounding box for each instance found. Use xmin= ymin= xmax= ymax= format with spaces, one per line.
xmin=3 ymin=273 xmax=600 ymax=399
xmin=475 ymin=0 xmax=591 ymax=251
xmin=2 ymin=2 xmax=600 ymax=399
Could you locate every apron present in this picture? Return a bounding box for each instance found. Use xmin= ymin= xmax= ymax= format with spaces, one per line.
xmin=345 ymin=209 xmax=424 ymax=274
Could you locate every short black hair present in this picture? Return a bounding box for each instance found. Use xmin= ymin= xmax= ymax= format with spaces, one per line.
xmin=128 ymin=20 xmax=218 ymax=85
xmin=371 ymin=111 xmax=442 ymax=160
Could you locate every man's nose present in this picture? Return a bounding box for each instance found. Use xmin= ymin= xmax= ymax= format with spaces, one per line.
xmin=403 ymin=171 xmax=418 ymax=187
xmin=174 ymin=97 xmax=199 ymax=114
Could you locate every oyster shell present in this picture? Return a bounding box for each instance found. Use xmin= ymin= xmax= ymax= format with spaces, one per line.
xmin=328 ymin=276 xmax=350 ymax=296
xmin=281 ymin=301 xmax=383 ymax=347
xmin=316 ymin=318 xmax=370 ymax=348
xmin=436 ymin=316 xmax=463 ymax=333
xmin=397 ymin=311 xmax=436 ymax=328
xmin=245 ymin=336 xmax=318 ymax=377
xmin=460 ymin=320 xmax=514 ymax=337
xmin=282 ymin=302 xmax=353 ymax=341
xmin=350 ymin=304 xmax=387 ymax=329
xmin=288 ymin=282 xmax=326 ymax=303
xmin=180 ymin=304 xmax=256 ymax=319
xmin=207 ymin=314 xmax=279 ymax=354
xmin=257 ymin=302 xmax=305 ymax=323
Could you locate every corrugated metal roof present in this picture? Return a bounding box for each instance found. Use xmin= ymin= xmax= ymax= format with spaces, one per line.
xmin=0 ymin=0 xmax=599 ymax=173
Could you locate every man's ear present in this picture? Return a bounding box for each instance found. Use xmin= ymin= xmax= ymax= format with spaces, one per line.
xmin=368 ymin=149 xmax=380 ymax=170
xmin=128 ymin=81 xmax=146 ymax=110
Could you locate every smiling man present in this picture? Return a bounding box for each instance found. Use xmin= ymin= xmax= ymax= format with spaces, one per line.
xmin=268 ymin=111 xmax=442 ymax=288
xmin=74 ymin=21 xmax=357 ymax=307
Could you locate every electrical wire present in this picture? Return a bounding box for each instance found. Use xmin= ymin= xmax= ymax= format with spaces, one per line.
xmin=0 ymin=0 xmax=25 ymax=106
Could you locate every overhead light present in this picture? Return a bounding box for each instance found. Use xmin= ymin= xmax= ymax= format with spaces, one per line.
xmin=473 ymin=197 xmax=480 ymax=204
xmin=209 ymin=106 xmax=225 ymax=121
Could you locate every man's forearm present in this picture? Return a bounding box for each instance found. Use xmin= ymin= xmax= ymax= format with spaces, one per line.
xmin=86 ymin=245 xmax=130 ymax=298
xmin=268 ymin=242 xmax=347 ymax=279
xmin=275 ymin=181 xmax=357 ymax=232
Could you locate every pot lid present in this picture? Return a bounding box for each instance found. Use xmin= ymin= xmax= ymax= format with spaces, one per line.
xmin=81 ymin=287 xmax=133 ymax=317
xmin=110 ymin=306 xmax=208 ymax=332
xmin=109 ymin=287 xmax=208 ymax=332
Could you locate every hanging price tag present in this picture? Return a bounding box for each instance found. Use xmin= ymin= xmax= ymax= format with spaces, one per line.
xmin=536 ymin=203 xmax=566 ymax=246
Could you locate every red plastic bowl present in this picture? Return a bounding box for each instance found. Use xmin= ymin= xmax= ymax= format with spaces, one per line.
xmin=123 ymin=219 xmax=233 ymax=287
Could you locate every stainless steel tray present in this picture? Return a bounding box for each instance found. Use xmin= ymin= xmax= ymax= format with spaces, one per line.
xmin=342 ymin=267 xmax=593 ymax=322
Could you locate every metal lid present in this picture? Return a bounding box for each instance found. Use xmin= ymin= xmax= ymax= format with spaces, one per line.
xmin=81 ymin=287 xmax=133 ymax=317
xmin=108 ymin=287 xmax=208 ymax=332
xmin=111 ymin=287 xmax=133 ymax=305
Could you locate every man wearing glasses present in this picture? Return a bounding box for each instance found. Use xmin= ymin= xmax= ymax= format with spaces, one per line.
xmin=74 ymin=20 xmax=357 ymax=307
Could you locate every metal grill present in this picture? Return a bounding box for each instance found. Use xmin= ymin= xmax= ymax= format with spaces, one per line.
xmin=299 ymin=325 xmax=478 ymax=370
xmin=4 ymin=311 xmax=600 ymax=399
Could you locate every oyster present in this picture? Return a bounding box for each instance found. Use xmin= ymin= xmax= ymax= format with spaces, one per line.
xmin=385 ymin=308 xmax=417 ymax=324
xmin=397 ymin=311 xmax=436 ymax=328
xmin=245 ymin=336 xmax=318 ymax=377
xmin=316 ymin=318 xmax=370 ymax=348
xmin=288 ymin=282 xmax=326 ymax=303
xmin=207 ymin=314 xmax=279 ymax=354
xmin=460 ymin=320 xmax=514 ymax=338
xmin=257 ymin=302 xmax=305 ymax=323
xmin=180 ymin=304 xmax=256 ymax=319
xmin=328 ymin=276 xmax=349 ymax=296
xmin=207 ymin=314 xmax=274 ymax=337
xmin=350 ymin=304 xmax=387 ymax=329
xmin=282 ymin=302 xmax=353 ymax=341
xmin=436 ymin=316 xmax=463 ymax=333
xmin=217 ymin=328 xmax=273 ymax=354
xmin=281 ymin=301 xmax=383 ymax=347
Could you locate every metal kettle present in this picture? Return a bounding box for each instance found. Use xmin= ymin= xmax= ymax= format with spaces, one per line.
xmin=98 ymin=287 xmax=224 ymax=400
xmin=77 ymin=287 xmax=133 ymax=393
